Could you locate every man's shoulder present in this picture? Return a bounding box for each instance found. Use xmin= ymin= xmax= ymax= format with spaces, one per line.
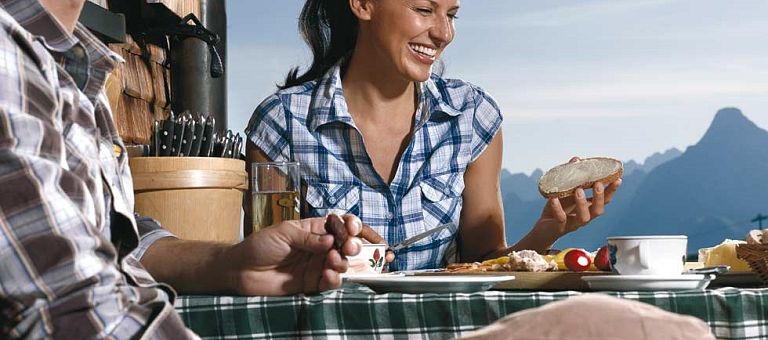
xmin=0 ymin=7 xmax=50 ymax=70
xmin=0 ymin=7 xmax=30 ymax=41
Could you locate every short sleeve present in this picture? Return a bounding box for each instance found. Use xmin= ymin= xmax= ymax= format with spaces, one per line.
xmin=245 ymin=94 xmax=292 ymax=162
xmin=468 ymin=85 xmax=503 ymax=162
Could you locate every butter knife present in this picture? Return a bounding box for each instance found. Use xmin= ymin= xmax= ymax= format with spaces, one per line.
xmin=390 ymin=223 xmax=452 ymax=252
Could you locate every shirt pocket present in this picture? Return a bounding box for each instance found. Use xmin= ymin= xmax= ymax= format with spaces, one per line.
xmin=418 ymin=173 xmax=464 ymax=242
xmin=419 ymin=173 xmax=465 ymax=202
xmin=304 ymin=182 xmax=361 ymax=217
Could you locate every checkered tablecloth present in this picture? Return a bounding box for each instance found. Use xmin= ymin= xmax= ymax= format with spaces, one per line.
xmin=175 ymin=285 xmax=768 ymax=339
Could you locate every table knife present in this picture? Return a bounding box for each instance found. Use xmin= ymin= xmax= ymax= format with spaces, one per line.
xmin=212 ymin=133 xmax=225 ymax=158
xmin=170 ymin=112 xmax=186 ymax=156
xmin=199 ymin=116 xmax=215 ymax=157
xmin=233 ymin=133 xmax=243 ymax=159
xmin=223 ymin=130 xmax=235 ymax=158
xmin=150 ymin=120 xmax=160 ymax=156
xmin=159 ymin=112 xmax=175 ymax=156
xmin=390 ymin=223 xmax=452 ymax=252
xmin=188 ymin=114 xmax=205 ymax=157
xmin=180 ymin=114 xmax=195 ymax=156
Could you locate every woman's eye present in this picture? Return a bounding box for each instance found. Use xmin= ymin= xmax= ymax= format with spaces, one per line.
xmin=448 ymin=13 xmax=459 ymax=20
xmin=416 ymin=7 xmax=433 ymax=15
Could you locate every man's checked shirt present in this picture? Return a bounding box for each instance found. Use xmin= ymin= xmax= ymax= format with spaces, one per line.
xmin=0 ymin=0 xmax=189 ymax=338
xmin=246 ymin=64 xmax=503 ymax=271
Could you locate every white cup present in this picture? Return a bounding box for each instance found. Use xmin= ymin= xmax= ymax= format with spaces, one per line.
xmin=607 ymin=235 xmax=687 ymax=276
xmin=345 ymin=244 xmax=387 ymax=275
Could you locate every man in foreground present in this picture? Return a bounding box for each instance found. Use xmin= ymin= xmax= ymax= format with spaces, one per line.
xmin=0 ymin=0 xmax=361 ymax=338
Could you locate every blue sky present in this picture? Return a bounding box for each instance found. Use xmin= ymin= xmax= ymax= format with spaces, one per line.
xmin=226 ymin=0 xmax=768 ymax=174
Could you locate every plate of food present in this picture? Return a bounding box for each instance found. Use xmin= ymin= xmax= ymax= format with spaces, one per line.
xmin=346 ymin=274 xmax=515 ymax=294
xmin=582 ymin=274 xmax=713 ymax=291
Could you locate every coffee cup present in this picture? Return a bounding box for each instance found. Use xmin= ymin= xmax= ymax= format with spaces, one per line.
xmin=607 ymin=235 xmax=687 ymax=276
xmin=345 ymin=243 xmax=387 ymax=275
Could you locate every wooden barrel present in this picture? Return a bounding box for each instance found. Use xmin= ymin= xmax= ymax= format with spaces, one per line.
xmin=129 ymin=157 xmax=247 ymax=243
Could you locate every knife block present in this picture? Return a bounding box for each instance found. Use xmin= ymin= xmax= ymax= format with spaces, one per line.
xmin=129 ymin=157 xmax=247 ymax=243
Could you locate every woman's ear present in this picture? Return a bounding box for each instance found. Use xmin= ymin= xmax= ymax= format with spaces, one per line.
xmin=349 ymin=0 xmax=374 ymax=21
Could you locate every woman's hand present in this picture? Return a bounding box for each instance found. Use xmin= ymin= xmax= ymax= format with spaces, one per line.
xmin=358 ymin=224 xmax=396 ymax=263
xmin=224 ymin=214 xmax=364 ymax=296
xmin=534 ymin=157 xmax=622 ymax=240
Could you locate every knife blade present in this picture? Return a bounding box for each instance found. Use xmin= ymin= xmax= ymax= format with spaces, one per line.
xmin=199 ymin=116 xmax=215 ymax=157
xmin=179 ymin=113 xmax=195 ymax=156
xmin=159 ymin=112 xmax=175 ymax=156
xmin=188 ymin=113 xmax=205 ymax=157
xmin=390 ymin=223 xmax=452 ymax=252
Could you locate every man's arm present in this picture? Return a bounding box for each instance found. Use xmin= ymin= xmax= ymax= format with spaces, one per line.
xmin=139 ymin=215 xmax=364 ymax=296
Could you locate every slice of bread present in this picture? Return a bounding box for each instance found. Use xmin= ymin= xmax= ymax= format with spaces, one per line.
xmin=538 ymin=157 xmax=623 ymax=199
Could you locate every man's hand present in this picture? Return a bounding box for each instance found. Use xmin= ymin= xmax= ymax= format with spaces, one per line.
xmin=141 ymin=214 xmax=363 ymax=296
xmin=358 ymin=224 xmax=396 ymax=263
xmin=226 ymin=215 xmax=363 ymax=295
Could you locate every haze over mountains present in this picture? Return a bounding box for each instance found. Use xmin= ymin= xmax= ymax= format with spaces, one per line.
xmin=501 ymin=108 xmax=768 ymax=252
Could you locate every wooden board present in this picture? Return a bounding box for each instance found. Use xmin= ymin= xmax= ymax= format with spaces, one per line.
xmin=414 ymin=271 xmax=611 ymax=291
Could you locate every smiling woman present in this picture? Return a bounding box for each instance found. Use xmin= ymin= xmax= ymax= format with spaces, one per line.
xmin=243 ymin=0 xmax=621 ymax=271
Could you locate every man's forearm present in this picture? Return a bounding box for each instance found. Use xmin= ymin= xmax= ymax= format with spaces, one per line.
xmin=140 ymin=237 xmax=238 ymax=294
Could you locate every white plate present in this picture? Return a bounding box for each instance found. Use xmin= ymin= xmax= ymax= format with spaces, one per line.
xmin=582 ymin=274 xmax=713 ymax=291
xmin=347 ymin=275 xmax=516 ymax=294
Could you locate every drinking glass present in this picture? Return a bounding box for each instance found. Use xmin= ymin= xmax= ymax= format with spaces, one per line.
xmin=248 ymin=162 xmax=300 ymax=235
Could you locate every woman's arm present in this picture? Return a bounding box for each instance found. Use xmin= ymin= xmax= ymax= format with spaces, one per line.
xmin=458 ymin=131 xmax=507 ymax=262
xmin=459 ymin=134 xmax=623 ymax=261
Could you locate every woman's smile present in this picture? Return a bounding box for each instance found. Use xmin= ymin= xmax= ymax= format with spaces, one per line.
xmin=408 ymin=43 xmax=437 ymax=64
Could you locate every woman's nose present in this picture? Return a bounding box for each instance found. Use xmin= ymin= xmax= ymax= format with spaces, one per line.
xmin=430 ymin=15 xmax=454 ymax=45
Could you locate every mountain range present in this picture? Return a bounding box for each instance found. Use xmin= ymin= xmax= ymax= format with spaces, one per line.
xmin=501 ymin=107 xmax=768 ymax=253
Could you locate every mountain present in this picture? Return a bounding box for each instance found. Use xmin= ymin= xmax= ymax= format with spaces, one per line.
xmin=501 ymin=107 xmax=768 ymax=253
xmin=643 ymin=148 xmax=683 ymax=172
xmin=611 ymin=108 xmax=768 ymax=250
xmin=623 ymin=148 xmax=682 ymax=175
xmin=501 ymin=169 xmax=542 ymax=201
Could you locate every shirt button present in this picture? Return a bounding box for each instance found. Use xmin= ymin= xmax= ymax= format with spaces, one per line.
xmin=386 ymin=212 xmax=394 ymax=220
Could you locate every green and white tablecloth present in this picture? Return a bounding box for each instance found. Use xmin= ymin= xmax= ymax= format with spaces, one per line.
xmin=175 ymin=285 xmax=768 ymax=339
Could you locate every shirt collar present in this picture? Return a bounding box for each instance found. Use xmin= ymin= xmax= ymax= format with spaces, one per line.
xmin=1 ymin=0 xmax=120 ymax=98
xmin=307 ymin=64 xmax=464 ymax=132
xmin=0 ymin=0 xmax=78 ymax=52
xmin=421 ymin=75 xmax=464 ymax=119
xmin=308 ymin=64 xmax=356 ymax=132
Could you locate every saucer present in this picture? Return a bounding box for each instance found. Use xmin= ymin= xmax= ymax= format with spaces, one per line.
xmin=582 ymin=274 xmax=713 ymax=291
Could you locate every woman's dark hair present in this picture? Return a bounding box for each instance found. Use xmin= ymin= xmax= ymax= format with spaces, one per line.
xmin=279 ymin=0 xmax=359 ymax=89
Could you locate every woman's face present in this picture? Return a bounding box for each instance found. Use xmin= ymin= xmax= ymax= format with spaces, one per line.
xmin=362 ymin=0 xmax=459 ymax=82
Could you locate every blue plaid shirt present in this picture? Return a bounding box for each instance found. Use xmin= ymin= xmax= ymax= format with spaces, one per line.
xmin=246 ymin=65 xmax=502 ymax=270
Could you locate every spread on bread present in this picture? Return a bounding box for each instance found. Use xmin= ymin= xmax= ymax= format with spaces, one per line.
xmin=538 ymin=157 xmax=623 ymax=199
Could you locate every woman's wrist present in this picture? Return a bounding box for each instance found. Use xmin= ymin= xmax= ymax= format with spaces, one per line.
xmin=512 ymin=221 xmax=562 ymax=253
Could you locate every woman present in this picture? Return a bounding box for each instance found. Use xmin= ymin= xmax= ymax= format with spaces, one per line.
xmin=245 ymin=0 xmax=621 ymax=271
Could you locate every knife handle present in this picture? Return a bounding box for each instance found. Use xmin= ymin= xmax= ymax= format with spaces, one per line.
xmin=188 ymin=114 xmax=205 ymax=157
xmin=180 ymin=117 xmax=195 ymax=156
xmin=223 ymin=130 xmax=234 ymax=158
xmin=149 ymin=120 xmax=160 ymax=157
xmin=159 ymin=116 xmax=175 ymax=157
xmin=199 ymin=116 xmax=215 ymax=157
xmin=171 ymin=114 xmax=187 ymax=156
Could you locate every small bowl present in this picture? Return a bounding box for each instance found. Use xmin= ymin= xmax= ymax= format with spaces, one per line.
xmin=346 ymin=243 xmax=387 ymax=275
